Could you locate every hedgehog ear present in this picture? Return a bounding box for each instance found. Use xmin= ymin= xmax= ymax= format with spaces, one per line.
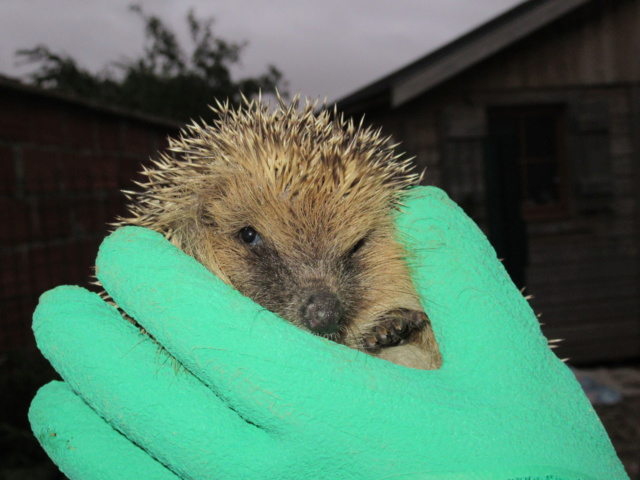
xmin=196 ymin=201 xmax=217 ymax=227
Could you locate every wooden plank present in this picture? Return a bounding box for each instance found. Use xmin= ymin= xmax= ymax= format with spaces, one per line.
xmin=544 ymin=316 xmax=640 ymax=340
xmin=446 ymin=1 xmax=640 ymax=91
xmin=527 ymin=258 xmax=635 ymax=281
xmin=543 ymin=317 xmax=640 ymax=363
xmin=532 ymin=296 xmax=638 ymax=323
xmin=528 ymin=239 xmax=636 ymax=264
xmin=529 ymin=285 xmax=636 ymax=312
xmin=556 ymin=340 xmax=640 ymax=364
xmin=392 ymin=0 xmax=592 ymax=105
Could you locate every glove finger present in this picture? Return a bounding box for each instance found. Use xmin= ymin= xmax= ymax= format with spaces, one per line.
xmin=29 ymin=381 xmax=179 ymax=480
xmin=33 ymin=286 xmax=279 ymax=479
xmin=398 ymin=187 xmax=553 ymax=372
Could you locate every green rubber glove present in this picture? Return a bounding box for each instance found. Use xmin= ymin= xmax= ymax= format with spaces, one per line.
xmin=29 ymin=186 xmax=627 ymax=480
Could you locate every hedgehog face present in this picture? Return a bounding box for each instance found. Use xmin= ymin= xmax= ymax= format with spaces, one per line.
xmin=194 ymin=172 xmax=403 ymax=344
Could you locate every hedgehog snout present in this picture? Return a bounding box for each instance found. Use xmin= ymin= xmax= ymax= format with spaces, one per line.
xmin=300 ymin=290 xmax=344 ymax=335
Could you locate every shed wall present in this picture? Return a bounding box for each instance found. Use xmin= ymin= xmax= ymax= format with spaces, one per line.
xmin=358 ymin=0 xmax=640 ymax=363
xmin=0 ymin=84 xmax=178 ymax=351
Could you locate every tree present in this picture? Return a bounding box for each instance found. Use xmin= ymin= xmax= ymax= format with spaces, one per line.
xmin=16 ymin=5 xmax=287 ymax=122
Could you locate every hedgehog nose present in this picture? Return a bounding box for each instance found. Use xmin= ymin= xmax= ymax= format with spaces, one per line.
xmin=302 ymin=291 xmax=344 ymax=334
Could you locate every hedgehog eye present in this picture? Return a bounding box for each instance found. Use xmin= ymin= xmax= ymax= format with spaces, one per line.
xmin=348 ymin=237 xmax=367 ymax=257
xmin=239 ymin=226 xmax=262 ymax=246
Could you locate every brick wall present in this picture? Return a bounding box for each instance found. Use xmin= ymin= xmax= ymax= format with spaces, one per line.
xmin=0 ymin=79 xmax=180 ymax=352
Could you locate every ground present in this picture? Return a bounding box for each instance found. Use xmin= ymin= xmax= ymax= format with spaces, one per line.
xmin=595 ymin=395 xmax=640 ymax=478
xmin=576 ymin=365 xmax=640 ymax=478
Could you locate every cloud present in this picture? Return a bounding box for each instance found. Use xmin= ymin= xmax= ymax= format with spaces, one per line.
xmin=0 ymin=0 xmax=523 ymax=101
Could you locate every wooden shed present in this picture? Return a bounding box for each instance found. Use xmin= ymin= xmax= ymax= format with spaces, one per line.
xmin=337 ymin=0 xmax=640 ymax=364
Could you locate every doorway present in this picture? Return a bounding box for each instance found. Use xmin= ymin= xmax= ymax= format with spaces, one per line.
xmin=484 ymin=106 xmax=567 ymax=289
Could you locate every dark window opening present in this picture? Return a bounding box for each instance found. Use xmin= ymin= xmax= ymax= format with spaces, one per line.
xmin=487 ymin=106 xmax=568 ymax=220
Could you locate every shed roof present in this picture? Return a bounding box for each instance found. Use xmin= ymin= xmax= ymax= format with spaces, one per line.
xmin=336 ymin=0 xmax=593 ymax=111
xmin=0 ymin=74 xmax=181 ymax=129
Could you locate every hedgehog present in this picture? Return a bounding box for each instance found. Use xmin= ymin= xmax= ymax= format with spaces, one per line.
xmin=116 ymin=97 xmax=442 ymax=370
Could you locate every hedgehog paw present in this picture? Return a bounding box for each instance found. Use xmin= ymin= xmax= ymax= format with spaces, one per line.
xmin=363 ymin=309 xmax=428 ymax=352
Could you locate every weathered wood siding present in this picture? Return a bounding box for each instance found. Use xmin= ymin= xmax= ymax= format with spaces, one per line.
xmin=468 ymin=0 xmax=640 ymax=90
xmin=359 ymin=0 xmax=640 ymax=363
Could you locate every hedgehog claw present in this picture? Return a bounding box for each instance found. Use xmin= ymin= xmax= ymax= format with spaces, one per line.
xmin=363 ymin=309 xmax=428 ymax=351
xmin=362 ymin=334 xmax=380 ymax=352
xmin=374 ymin=326 xmax=391 ymax=345
xmin=391 ymin=317 xmax=407 ymax=334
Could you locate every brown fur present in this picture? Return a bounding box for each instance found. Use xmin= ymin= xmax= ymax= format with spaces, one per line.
xmin=117 ymin=97 xmax=441 ymax=370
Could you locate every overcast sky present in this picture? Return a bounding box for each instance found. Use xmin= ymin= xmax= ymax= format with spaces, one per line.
xmin=1 ymin=0 xmax=524 ymax=103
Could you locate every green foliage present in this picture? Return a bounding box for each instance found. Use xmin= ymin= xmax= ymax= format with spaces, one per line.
xmin=16 ymin=5 xmax=287 ymax=122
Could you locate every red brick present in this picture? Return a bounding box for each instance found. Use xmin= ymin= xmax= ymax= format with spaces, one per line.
xmin=27 ymin=247 xmax=50 ymax=292
xmin=0 ymin=296 xmax=35 ymax=351
xmin=34 ymin=197 xmax=72 ymax=240
xmin=104 ymin=194 xmax=127 ymax=224
xmin=65 ymin=239 xmax=99 ymax=280
xmin=27 ymin=242 xmax=92 ymax=293
xmin=122 ymin=124 xmax=155 ymax=156
xmin=0 ymin=250 xmax=29 ymax=297
xmin=39 ymin=152 xmax=99 ymax=192
xmin=0 ymin=94 xmax=32 ymax=142
xmin=77 ymin=238 xmax=101 ymax=270
xmin=65 ymin=153 xmax=94 ymax=191
xmin=30 ymin=152 xmax=104 ymax=192
xmin=66 ymin=109 xmax=97 ymax=149
xmin=70 ymin=197 xmax=106 ymax=235
xmin=57 ymin=240 xmax=97 ymax=284
xmin=29 ymin=102 xmax=68 ymax=146
xmin=96 ymin=117 xmax=123 ymax=153
xmin=0 ymin=145 xmax=16 ymax=194
xmin=118 ymin=156 xmax=146 ymax=186
xmin=0 ymin=198 xmax=32 ymax=245
xmin=23 ymin=148 xmax=65 ymax=193
xmin=85 ymin=155 xmax=119 ymax=190
xmin=155 ymin=134 xmax=171 ymax=152
xmin=23 ymin=150 xmax=104 ymax=193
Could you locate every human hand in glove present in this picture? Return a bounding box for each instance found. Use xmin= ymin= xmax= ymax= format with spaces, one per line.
xmin=29 ymin=187 xmax=627 ymax=479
